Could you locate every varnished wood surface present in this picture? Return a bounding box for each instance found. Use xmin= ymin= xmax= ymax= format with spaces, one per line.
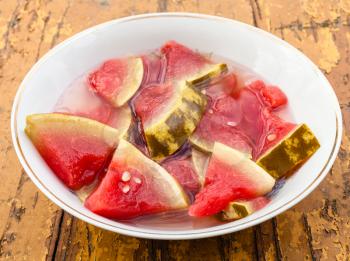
xmin=0 ymin=1 xmax=349 ymax=260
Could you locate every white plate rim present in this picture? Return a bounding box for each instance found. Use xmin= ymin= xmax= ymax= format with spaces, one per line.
xmin=11 ymin=12 xmax=342 ymax=240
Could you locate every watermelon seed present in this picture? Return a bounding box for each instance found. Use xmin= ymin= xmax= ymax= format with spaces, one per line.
xmin=133 ymin=177 xmax=142 ymax=184
xmin=267 ymin=134 xmax=276 ymax=141
xmin=227 ymin=121 xmax=237 ymax=127
xmin=121 ymin=171 xmax=131 ymax=182
xmin=122 ymin=185 xmax=130 ymax=193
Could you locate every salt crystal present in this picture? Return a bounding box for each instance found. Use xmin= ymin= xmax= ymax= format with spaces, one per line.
xmin=201 ymin=89 xmax=207 ymax=95
xmin=208 ymin=109 xmax=214 ymax=114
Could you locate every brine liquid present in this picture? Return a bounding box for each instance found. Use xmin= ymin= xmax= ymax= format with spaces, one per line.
xmin=54 ymin=52 xmax=293 ymax=229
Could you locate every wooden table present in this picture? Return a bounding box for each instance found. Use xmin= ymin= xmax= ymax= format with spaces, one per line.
xmin=0 ymin=1 xmax=349 ymax=260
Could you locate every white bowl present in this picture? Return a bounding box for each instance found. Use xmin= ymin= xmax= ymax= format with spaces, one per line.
xmin=11 ymin=13 xmax=342 ymax=240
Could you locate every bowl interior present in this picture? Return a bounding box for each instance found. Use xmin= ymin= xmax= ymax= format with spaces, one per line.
xmin=12 ymin=13 xmax=341 ymax=239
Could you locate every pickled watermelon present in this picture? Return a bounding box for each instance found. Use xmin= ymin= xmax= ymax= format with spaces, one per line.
xmin=132 ymin=81 xmax=207 ymax=161
xmin=161 ymin=40 xmax=227 ymax=84
xmin=257 ymin=123 xmax=320 ymax=178
xmin=25 ymin=114 xmax=121 ymax=190
xmin=190 ymin=79 xmax=295 ymax=159
xmin=85 ymin=139 xmax=189 ymax=219
xmin=89 ymin=57 xmax=143 ymax=107
xmin=189 ymin=142 xmax=275 ymax=217
xmin=221 ymin=197 xmax=270 ymax=220
xmin=131 ymin=41 xmax=231 ymax=161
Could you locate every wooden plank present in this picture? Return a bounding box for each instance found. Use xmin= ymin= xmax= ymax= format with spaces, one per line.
xmin=0 ymin=0 xmax=72 ymax=260
xmin=252 ymin=0 xmax=350 ymax=260
xmin=0 ymin=0 xmax=24 ymax=237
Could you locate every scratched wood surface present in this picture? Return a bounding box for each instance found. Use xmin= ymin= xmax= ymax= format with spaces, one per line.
xmin=0 ymin=0 xmax=349 ymax=260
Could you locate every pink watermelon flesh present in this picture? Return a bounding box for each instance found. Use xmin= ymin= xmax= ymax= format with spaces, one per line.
xmin=88 ymin=57 xmax=142 ymax=107
xmin=39 ymin=134 xmax=112 ymax=190
xmin=161 ymin=40 xmax=212 ymax=82
xmin=206 ymin=73 xmax=239 ymax=99
xmin=141 ymin=53 xmax=167 ymax=85
xmin=85 ymin=140 xmax=188 ymax=220
xmin=192 ymin=78 xmax=295 ymax=159
xmin=25 ymin=114 xmax=119 ymax=190
xmin=132 ymin=83 xmax=174 ymax=126
xmin=89 ymin=59 xmax=127 ymax=104
xmin=189 ymin=143 xmax=275 ymax=217
xmin=162 ymin=156 xmax=201 ymax=198
xmin=85 ymin=162 xmax=166 ymax=219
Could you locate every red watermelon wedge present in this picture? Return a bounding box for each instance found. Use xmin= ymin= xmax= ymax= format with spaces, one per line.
xmin=161 ymin=41 xmax=227 ymax=84
xmin=85 ymin=139 xmax=189 ymax=220
xmin=189 ymin=142 xmax=275 ymax=217
xmin=89 ymin=57 xmax=143 ymax=107
xmin=25 ymin=113 xmax=122 ymax=190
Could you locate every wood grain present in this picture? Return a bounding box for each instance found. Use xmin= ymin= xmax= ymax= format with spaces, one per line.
xmin=0 ymin=0 xmax=349 ymax=260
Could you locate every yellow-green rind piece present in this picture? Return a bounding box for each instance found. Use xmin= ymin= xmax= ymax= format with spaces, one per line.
xmin=186 ymin=63 xmax=228 ymax=87
xmin=144 ymin=85 xmax=207 ymax=161
xmin=221 ymin=201 xmax=253 ymax=221
xmin=256 ymin=123 xmax=320 ymax=179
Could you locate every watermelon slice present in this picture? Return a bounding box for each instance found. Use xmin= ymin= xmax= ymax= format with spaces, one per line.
xmin=257 ymin=124 xmax=320 ymax=178
xmin=189 ymin=94 xmax=252 ymax=155
xmin=162 ymin=154 xmax=201 ymax=197
xmin=221 ymin=197 xmax=270 ymax=221
xmin=189 ymin=142 xmax=275 ymax=217
xmin=85 ymin=139 xmax=189 ymax=219
xmin=25 ymin=113 xmax=121 ymax=190
xmin=190 ymin=80 xmax=295 ymax=159
xmin=89 ymin=57 xmax=143 ymax=107
xmin=132 ymin=81 xmax=207 ymax=161
xmin=161 ymin=41 xmax=227 ymax=85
